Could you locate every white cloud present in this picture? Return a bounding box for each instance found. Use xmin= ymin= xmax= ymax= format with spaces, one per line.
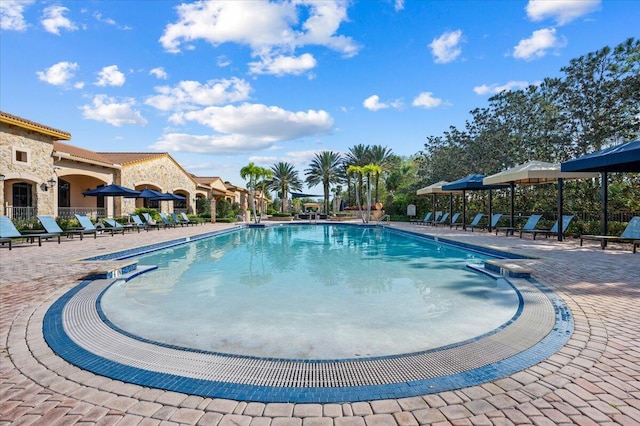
xmin=159 ymin=1 xmax=358 ymax=75
xmin=526 ymin=0 xmax=600 ymax=25
xmin=250 ymin=149 xmax=320 ymax=168
xmin=429 ymin=29 xmax=463 ymax=64
xmin=152 ymin=103 xmax=333 ymax=154
xmin=473 ymin=80 xmax=534 ymax=95
xmin=363 ymin=95 xmax=403 ymax=111
xmin=412 ymin=92 xmax=443 ymax=109
xmin=394 ymin=0 xmax=405 ymax=12
xmin=363 ymin=95 xmax=387 ymax=111
xmin=36 ymin=61 xmax=78 ymax=86
xmin=95 ymin=65 xmax=126 ymax=86
xmin=41 ymin=5 xmax=77 ymax=35
xmin=513 ymin=28 xmax=566 ymax=61
xmin=149 ymin=67 xmax=168 ymax=80
xmin=145 ymin=78 xmax=252 ymax=111
xmin=1 ymin=0 xmax=34 ymax=31
xmin=249 ymin=53 xmax=317 ymax=76
xmin=81 ymin=95 xmax=148 ymax=127
xmin=217 ymin=55 xmax=231 ymax=67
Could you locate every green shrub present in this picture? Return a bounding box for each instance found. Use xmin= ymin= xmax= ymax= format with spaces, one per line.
xmin=215 ymin=218 xmax=236 ymax=223
xmin=272 ymin=212 xmax=292 ymax=217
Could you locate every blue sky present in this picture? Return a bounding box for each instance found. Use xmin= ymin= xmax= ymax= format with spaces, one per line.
xmin=1 ymin=0 xmax=637 ymax=190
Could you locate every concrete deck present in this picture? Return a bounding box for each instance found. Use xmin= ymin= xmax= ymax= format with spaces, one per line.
xmin=1 ymin=221 xmax=639 ymax=425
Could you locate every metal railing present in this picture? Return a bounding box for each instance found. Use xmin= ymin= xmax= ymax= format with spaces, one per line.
xmin=377 ymin=214 xmax=391 ymax=225
xmin=4 ymin=206 xmax=36 ymax=221
xmin=57 ymin=207 xmax=106 ymax=219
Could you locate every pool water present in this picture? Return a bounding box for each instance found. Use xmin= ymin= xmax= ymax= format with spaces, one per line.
xmin=100 ymin=225 xmax=520 ymax=360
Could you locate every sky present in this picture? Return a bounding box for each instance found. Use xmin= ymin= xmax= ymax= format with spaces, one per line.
xmin=1 ymin=0 xmax=637 ymax=191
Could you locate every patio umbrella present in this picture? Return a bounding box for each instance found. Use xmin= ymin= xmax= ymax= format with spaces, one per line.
xmin=125 ymin=188 xmax=166 ymax=199
xmin=82 ymin=184 xmax=140 ymax=217
xmin=561 ymin=140 xmax=640 ymax=235
xmin=416 ymin=181 xmax=462 ymax=223
xmin=483 ymin=161 xmax=597 ymax=240
xmin=442 ymin=174 xmax=509 ymax=231
xmin=151 ymin=192 xmax=186 ymax=201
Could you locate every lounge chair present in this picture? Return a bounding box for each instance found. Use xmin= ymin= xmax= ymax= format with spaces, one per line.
xmin=432 ymin=212 xmax=450 ymax=226
xmin=170 ymin=212 xmax=189 ymax=227
xmin=495 ymin=214 xmax=543 ymax=236
xmin=580 ymin=216 xmax=640 ymax=253
xmin=75 ymin=214 xmax=111 ymax=236
xmin=412 ymin=212 xmax=432 ymax=225
xmin=456 ymin=213 xmax=483 ymax=230
xmin=104 ymin=219 xmax=135 ymax=233
xmin=520 ymin=215 xmax=574 ymax=240
xmin=468 ymin=213 xmax=503 ymax=232
xmin=447 ymin=212 xmax=462 ymax=228
xmin=420 ymin=211 xmax=442 ymax=226
xmin=142 ymin=212 xmax=168 ymax=229
xmin=37 ymin=215 xmax=96 ymax=240
xmin=0 ymin=216 xmax=60 ymax=249
xmin=180 ymin=212 xmax=200 ymax=226
xmin=129 ymin=214 xmax=151 ymax=231
xmin=159 ymin=212 xmax=177 ymax=228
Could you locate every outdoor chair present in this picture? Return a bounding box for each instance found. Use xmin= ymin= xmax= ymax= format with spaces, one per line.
xmin=130 ymin=214 xmax=153 ymax=231
xmin=102 ymin=219 xmax=128 ymax=236
xmin=412 ymin=212 xmax=432 ymax=225
xmin=580 ymin=216 xmax=640 ymax=253
xmin=455 ymin=213 xmax=483 ymax=230
xmin=447 ymin=212 xmax=462 ymax=228
xmin=469 ymin=213 xmax=503 ymax=232
xmin=0 ymin=216 xmax=60 ymax=249
xmin=432 ymin=212 xmax=450 ymax=226
xmin=420 ymin=211 xmax=442 ymax=226
xmin=75 ymin=214 xmax=124 ymax=236
xmin=142 ymin=212 xmax=168 ymax=229
xmin=520 ymin=215 xmax=574 ymax=240
xmin=171 ymin=212 xmax=190 ymax=227
xmin=180 ymin=212 xmax=200 ymax=226
xmin=159 ymin=212 xmax=177 ymax=228
xmin=495 ymin=214 xmax=543 ymax=236
xmin=37 ymin=215 xmax=97 ymax=240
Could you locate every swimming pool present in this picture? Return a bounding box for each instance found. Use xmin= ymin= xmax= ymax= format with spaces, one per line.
xmin=44 ymin=223 xmax=573 ymax=402
xmin=100 ymin=225 xmax=519 ymax=359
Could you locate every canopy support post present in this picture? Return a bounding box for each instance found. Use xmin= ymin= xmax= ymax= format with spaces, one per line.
xmin=488 ymin=189 xmax=493 ymax=232
xmin=557 ymin=178 xmax=564 ymax=241
xmin=601 ymin=172 xmax=608 ymax=236
xmin=510 ymin=182 xmax=515 ymax=229
xmin=462 ymin=190 xmax=467 ymax=230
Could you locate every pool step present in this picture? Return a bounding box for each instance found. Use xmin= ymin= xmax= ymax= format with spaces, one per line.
xmin=484 ymin=259 xmax=533 ymax=278
xmin=83 ymin=260 xmax=139 ymax=280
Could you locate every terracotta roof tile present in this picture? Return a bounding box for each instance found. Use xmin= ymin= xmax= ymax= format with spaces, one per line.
xmin=54 ymin=141 xmax=116 ymax=166
xmin=0 ymin=110 xmax=71 ymax=140
xmin=98 ymin=152 xmax=167 ymax=165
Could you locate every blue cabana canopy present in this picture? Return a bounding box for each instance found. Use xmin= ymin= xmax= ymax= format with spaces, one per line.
xmin=442 ymin=174 xmax=510 ymax=191
xmin=561 ymin=140 xmax=640 ymax=236
xmin=290 ymin=192 xmax=323 ymax=199
xmin=561 ymin=140 xmax=640 ymax=173
xmin=442 ymin=174 xmax=508 ymax=231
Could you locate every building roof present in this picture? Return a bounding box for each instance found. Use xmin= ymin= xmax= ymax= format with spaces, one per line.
xmin=53 ymin=141 xmax=119 ymax=169
xmin=98 ymin=152 xmax=168 ymax=165
xmin=0 ymin=111 xmax=71 ymax=140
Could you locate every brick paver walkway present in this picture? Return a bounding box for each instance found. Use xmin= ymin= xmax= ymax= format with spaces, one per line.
xmin=1 ymin=222 xmax=639 ymax=425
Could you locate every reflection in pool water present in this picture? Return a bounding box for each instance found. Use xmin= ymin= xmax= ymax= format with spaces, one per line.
xmin=100 ymin=225 xmax=520 ymax=359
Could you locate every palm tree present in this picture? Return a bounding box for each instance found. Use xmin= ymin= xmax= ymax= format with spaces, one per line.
xmin=368 ymin=145 xmax=394 ymax=203
xmin=305 ymin=151 xmax=344 ymax=214
xmin=269 ymin=162 xmax=303 ymax=213
xmin=240 ymin=162 xmax=261 ymax=223
xmin=255 ymin=167 xmax=273 ymax=218
xmin=345 ymin=144 xmax=369 ymax=207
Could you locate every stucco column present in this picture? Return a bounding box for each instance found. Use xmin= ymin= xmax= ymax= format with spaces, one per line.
xmin=210 ymin=198 xmax=216 ymax=223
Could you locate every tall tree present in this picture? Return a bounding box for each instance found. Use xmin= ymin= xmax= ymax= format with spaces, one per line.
xmin=305 ymin=151 xmax=344 ymax=214
xmin=269 ymin=162 xmax=303 ymax=213
xmin=346 ymin=163 xmax=381 ymax=223
xmin=240 ymin=162 xmax=261 ymax=223
xmin=345 ymin=144 xmax=369 ymax=206
xmin=255 ymin=167 xmax=273 ymax=218
xmin=368 ymin=145 xmax=394 ymax=203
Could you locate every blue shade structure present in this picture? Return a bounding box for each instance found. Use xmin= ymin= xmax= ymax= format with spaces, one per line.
xmin=442 ymin=174 xmax=509 ymax=232
xmin=561 ymin=140 xmax=640 ymax=236
xmin=416 ymin=181 xmax=462 ymax=225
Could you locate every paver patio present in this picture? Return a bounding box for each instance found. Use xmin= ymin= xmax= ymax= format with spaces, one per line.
xmin=1 ymin=221 xmax=639 ymax=425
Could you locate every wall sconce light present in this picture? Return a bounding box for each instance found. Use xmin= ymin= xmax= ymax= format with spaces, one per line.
xmin=41 ymin=177 xmax=57 ymax=192
xmin=0 ymin=174 xmax=5 ymax=182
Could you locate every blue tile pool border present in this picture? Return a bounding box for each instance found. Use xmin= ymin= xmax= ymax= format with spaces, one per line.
xmin=43 ymin=224 xmax=573 ymax=403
